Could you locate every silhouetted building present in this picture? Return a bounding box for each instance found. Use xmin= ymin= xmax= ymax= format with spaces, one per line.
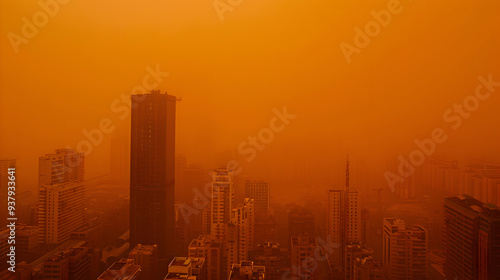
xmin=290 ymin=234 xmax=318 ymax=280
xmin=129 ymin=244 xmax=158 ymax=280
xmin=38 ymin=149 xmax=85 ymax=245
xmin=383 ymin=218 xmax=427 ymax=280
xmin=443 ymin=195 xmax=500 ymax=280
xmin=252 ymin=242 xmax=288 ymax=280
xmin=188 ymin=235 xmax=225 ymax=280
xmin=130 ymin=90 xmax=176 ymax=258
xmin=229 ymin=261 xmax=265 ymax=280
xmin=98 ymin=258 xmax=141 ymax=280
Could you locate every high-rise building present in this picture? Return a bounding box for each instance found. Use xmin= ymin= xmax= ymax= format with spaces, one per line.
xmin=233 ymin=198 xmax=255 ymax=264
xmin=229 ymin=261 xmax=265 ymax=280
xmin=167 ymin=257 xmax=206 ymax=280
xmin=188 ymin=235 xmax=225 ymax=280
xmin=326 ymin=189 xmax=360 ymax=272
xmin=129 ymin=244 xmax=158 ymax=279
xmin=443 ymin=195 xmax=500 ymax=280
xmin=382 ymin=218 xmax=427 ymax=280
xmin=211 ymin=167 xmax=234 ymax=241
xmin=290 ymin=233 xmax=318 ymax=280
xmin=98 ymin=258 xmax=141 ymax=280
xmin=130 ymin=90 xmax=176 ymax=258
xmin=245 ymin=180 xmax=270 ymax=219
xmin=38 ymin=149 xmax=85 ymax=245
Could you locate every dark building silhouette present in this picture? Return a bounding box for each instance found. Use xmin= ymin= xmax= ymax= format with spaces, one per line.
xmin=130 ymin=90 xmax=176 ymax=258
xmin=443 ymin=195 xmax=500 ymax=280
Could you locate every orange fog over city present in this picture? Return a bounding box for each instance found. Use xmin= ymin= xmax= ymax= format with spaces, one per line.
xmin=1 ymin=0 xmax=499 ymax=279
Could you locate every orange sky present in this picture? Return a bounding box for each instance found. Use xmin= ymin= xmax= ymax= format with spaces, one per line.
xmin=1 ymin=0 xmax=500 ymax=191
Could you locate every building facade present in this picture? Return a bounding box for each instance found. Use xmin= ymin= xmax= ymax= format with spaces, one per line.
xmin=130 ymin=90 xmax=176 ymax=258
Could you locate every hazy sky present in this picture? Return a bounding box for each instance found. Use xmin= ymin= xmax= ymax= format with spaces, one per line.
xmin=1 ymin=0 xmax=500 ymax=191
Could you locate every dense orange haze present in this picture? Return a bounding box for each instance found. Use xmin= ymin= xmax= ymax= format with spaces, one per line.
xmin=1 ymin=0 xmax=500 ymax=197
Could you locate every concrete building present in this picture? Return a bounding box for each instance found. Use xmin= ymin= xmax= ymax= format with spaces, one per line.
xmin=382 ymin=218 xmax=427 ymax=280
xmin=130 ymin=90 xmax=176 ymax=258
xmin=252 ymin=242 xmax=288 ymax=280
xmin=233 ymin=198 xmax=255 ymax=264
xmin=245 ymin=180 xmax=270 ymax=218
xmin=291 ymin=234 xmax=318 ymax=280
xmin=38 ymin=149 xmax=85 ymax=245
xmin=98 ymin=258 xmax=141 ymax=280
xmin=188 ymin=235 xmax=225 ymax=280
xmin=41 ymin=247 xmax=97 ymax=280
xmin=229 ymin=261 xmax=265 ymax=280
xmin=211 ymin=167 xmax=234 ymax=241
xmin=327 ymin=189 xmax=360 ymax=273
xmin=129 ymin=244 xmax=158 ymax=280
xmin=166 ymin=257 xmax=206 ymax=280
xmin=443 ymin=195 xmax=500 ymax=280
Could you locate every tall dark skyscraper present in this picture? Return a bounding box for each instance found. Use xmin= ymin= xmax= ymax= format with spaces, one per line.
xmin=130 ymin=90 xmax=176 ymax=258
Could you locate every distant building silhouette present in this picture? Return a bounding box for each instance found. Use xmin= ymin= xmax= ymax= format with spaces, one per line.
xmin=130 ymin=90 xmax=176 ymax=258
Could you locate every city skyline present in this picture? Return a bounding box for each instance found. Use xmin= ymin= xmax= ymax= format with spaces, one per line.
xmin=2 ymin=1 xmax=500 ymax=279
